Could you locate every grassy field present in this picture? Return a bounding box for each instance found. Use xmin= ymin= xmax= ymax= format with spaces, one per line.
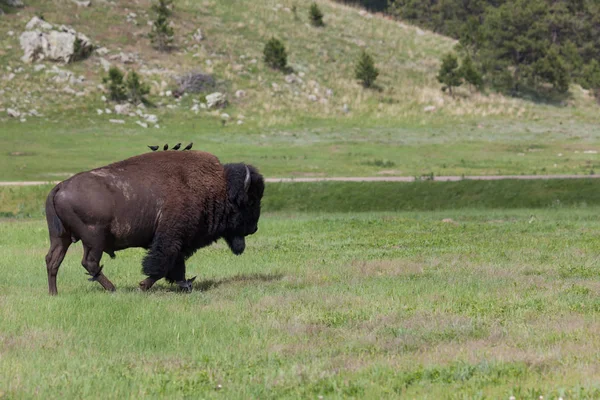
xmin=2 ymin=207 xmax=600 ymax=398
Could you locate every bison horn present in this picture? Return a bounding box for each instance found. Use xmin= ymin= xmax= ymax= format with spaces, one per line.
xmin=244 ymin=166 xmax=251 ymax=193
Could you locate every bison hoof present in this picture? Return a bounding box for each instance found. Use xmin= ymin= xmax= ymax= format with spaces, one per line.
xmin=177 ymin=277 xmax=196 ymax=293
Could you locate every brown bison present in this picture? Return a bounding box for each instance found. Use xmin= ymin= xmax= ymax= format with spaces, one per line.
xmin=44 ymin=150 xmax=264 ymax=295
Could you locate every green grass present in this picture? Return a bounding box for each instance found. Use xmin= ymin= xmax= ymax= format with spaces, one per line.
xmin=3 ymin=208 xmax=600 ymax=398
xmin=4 ymin=179 xmax=600 ymax=218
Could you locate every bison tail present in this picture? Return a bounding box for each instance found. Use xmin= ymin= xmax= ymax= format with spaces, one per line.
xmin=45 ymin=185 xmax=67 ymax=238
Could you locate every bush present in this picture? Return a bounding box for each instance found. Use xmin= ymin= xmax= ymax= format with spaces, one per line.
xmin=437 ymin=53 xmax=462 ymax=96
xmin=309 ymin=3 xmax=324 ymax=27
xmin=103 ymin=67 xmax=150 ymax=104
xmin=102 ymin=67 xmax=127 ymax=103
xmin=355 ymin=50 xmax=379 ymax=88
xmin=125 ymin=71 xmax=150 ymax=105
xmin=71 ymin=37 xmax=92 ymax=63
xmin=264 ymin=38 xmax=288 ymax=70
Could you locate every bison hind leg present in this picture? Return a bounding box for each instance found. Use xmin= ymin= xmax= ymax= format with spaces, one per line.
xmin=46 ymin=235 xmax=72 ymax=295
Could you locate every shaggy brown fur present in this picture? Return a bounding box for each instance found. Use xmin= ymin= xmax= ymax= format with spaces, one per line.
xmin=44 ymin=151 xmax=264 ymax=295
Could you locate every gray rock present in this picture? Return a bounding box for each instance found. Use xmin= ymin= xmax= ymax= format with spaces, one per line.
xmin=205 ymin=92 xmax=227 ymax=109
xmin=135 ymin=121 xmax=148 ymax=128
xmin=96 ymin=109 xmax=104 ymax=115
xmin=4 ymin=0 xmax=24 ymax=7
xmin=71 ymin=0 xmax=91 ymax=6
xmin=114 ymin=103 xmax=131 ymax=115
xmin=7 ymin=108 xmax=20 ymax=118
xmin=62 ymin=86 xmax=77 ymax=94
xmin=308 ymin=94 xmax=318 ymax=102
xmin=96 ymin=47 xmax=109 ymax=56
xmin=144 ymin=114 xmax=158 ymax=123
xmin=33 ymin=64 xmax=46 ymax=72
xmin=235 ymin=89 xmax=246 ymax=98
xmin=193 ymin=28 xmax=203 ymax=41
xmin=423 ymin=105 xmax=436 ymax=112
xmin=109 ymin=119 xmax=125 ymax=124
xmin=99 ymin=57 xmax=111 ymax=72
xmin=20 ymin=18 xmax=94 ymax=63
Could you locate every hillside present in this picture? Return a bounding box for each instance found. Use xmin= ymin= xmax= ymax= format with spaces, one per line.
xmin=1 ymin=0 xmax=600 ymax=180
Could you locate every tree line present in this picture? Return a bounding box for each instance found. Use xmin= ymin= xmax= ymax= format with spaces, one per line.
xmin=350 ymin=0 xmax=600 ymax=100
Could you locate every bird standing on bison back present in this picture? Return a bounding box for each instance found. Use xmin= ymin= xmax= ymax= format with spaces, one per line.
xmin=43 ymin=150 xmax=264 ymax=295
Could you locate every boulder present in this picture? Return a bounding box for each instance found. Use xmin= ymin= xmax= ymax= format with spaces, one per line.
xmin=205 ymin=92 xmax=227 ymax=109
xmin=20 ymin=17 xmax=94 ymax=64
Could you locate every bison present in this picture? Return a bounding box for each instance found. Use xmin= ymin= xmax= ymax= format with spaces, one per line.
xmin=44 ymin=150 xmax=264 ymax=295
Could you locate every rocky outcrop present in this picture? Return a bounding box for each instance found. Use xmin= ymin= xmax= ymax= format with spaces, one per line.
xmin=20 ymin=17 xmax=94 ymax=64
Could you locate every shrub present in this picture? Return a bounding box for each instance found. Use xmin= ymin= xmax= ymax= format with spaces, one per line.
xmin=309 ymin=3 xmax=324 ymax=27
xmin=355 ymin=50 xmax=379 ymax=88
xmin=125 ymin=70 xmax=150 ymax=105
xmin=264 ymin=38 xmax=287 ymax=70
xmin=71 ymin=37 xmax=93 ymax=63
xmin=103 ymin=67 xmax=150 ymax=104
xmin=102 ymin=66 xmax=127 ymax=103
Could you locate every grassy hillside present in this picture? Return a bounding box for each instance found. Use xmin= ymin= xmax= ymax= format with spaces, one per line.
xmin=1 ymin=0 xmax=600 ymax=180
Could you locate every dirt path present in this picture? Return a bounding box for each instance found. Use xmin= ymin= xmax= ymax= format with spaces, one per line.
xmin=2 ymin=174 xmax=600 ymax=186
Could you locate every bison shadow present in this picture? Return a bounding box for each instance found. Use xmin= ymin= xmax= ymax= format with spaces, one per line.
xmin=116 ymin=272 xmax=284 ymax=293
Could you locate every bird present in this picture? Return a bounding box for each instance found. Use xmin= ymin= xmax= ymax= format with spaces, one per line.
xmin=163 ymin=144 xmax=169 ymax=151
xmin=183 ymin=142 xmax=193 ymax=151
xmin=148 ymin=145 xmax=159 ymax=152
xmin=172 ymin=143 xmax=181 ymax=151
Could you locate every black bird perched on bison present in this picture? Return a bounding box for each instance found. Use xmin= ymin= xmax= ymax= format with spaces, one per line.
xmin=163 ymin=144 xmax=169 ymax=151
xmin=183 ymin=142 xmax=193 ymax=151
xmin=172 ymin=143 xmax=181 ymax=151
xmin=148 ymin=145 xmax=159 ymax=152
xmin=44 ymin=150 xmax=264 ymax=295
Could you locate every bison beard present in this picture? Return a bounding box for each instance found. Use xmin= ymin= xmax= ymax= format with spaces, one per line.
xmin=44 ymin=151 xmax=264 ymax=295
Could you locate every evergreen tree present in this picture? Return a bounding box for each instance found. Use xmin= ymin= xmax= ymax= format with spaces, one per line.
xmin=437 ymin=53 xmax=462 ymax=96
xmin=533 ymin=47 xmax=570 ymax=93
xmin=459 ymin=55 xmax=483 ymax=90
xmin=102 ymin=67 xmax=127 ymax=103
xmin=309 ymin=3 xmax=325 ymax=27
xmin=583 ymin=59 xmax=600 ymax=102
xmin=125 ymin=70 xmax=151 ymax=105
xmin=150 ymin=0 xmax=174 ymax=51
xmin=355 ymin=50 xmax=379 ymax=88
xmin=263 ymin=38 xmax=288 ymax=71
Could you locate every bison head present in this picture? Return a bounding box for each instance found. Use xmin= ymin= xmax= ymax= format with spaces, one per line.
xmin=223 ymin=163 xmax=264 ymax=255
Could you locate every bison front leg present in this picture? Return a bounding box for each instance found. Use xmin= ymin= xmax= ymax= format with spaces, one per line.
xmin=140 ymin=235 xmax=183 ymax=292
xmin=166 ymin=255 xmax=196 ymax=292
xmin=82 ymin=245 xmax=116 ymax=292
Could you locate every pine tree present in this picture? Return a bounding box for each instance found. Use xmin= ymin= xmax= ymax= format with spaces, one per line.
xmin=459 ymin=55 xmax=483 ymax=90
xmin=309 ymin=3 xmax=324 ymax=27
xmin=151 ymin=0 xmax=173 ymax=17
xmin=437 ymin=53 xmax=462 ymax=96
xmin=126 ymin=70 xmax=150 ymax=105
xmin=102 ymin=67 xmax=127 ymax=103
xmin=534 ymin=47 xmax=570 ymax=93
xmin=263 ymin=38 xmax=288 ymax=71
xmin=150 ymin=0 xmax=174 ymax=51
xmin=583 ymin=59 xmax=600 ymax=102
xmin=355 ymin=51 xmax=379 ymax=88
